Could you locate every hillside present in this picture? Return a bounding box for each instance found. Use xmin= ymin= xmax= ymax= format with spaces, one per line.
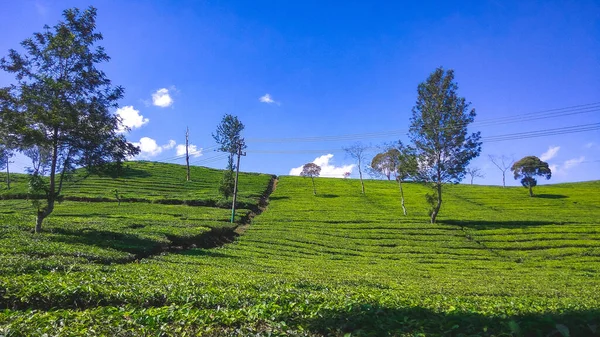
xmin=0 ymin=166 xmax=599 ymax=336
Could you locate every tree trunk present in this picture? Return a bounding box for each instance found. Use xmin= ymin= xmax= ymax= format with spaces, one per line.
xmin=311 ymin=177 xmax=316 ymax=195
xmin=185 ymin=127 xmax=190 ymax=181
xmin=470 ymin=176 xmax=474 ymax=185
xmin=6 ymin=161 xmax=10 ymax=190
xmin=502 ymin=172 xmax=505 ymax=188
xmin=529 ymin=185 xmax=533 ymax=197
xmin=358 ymin=168 xmax=365 ymax=194
xmin=398 ymin=180 xmax=407 ymax=216
xmin=35 ymin=127 xmax=59 ymax=233
xmin=430 ymin=184 xmax=442 ymax=224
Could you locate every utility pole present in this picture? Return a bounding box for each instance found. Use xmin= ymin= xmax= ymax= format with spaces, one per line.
xmin=185 ymin=127 xmax=190 ymax=181
xmin=230 ymin=139 xmax=246 ymax=223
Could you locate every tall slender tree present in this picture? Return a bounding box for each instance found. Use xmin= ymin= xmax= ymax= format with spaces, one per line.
xmin=408 ymin=67 xmax=482 ymax=223
xmin=213 ymin=114 xmax=246 ymax=172
xmin=344 ymin=142 xmax=368 ymax=194
xmin=301 ymin=163 xmax=321 ymax=195
xmin=0 ymin=7 xmax=139 ymax=232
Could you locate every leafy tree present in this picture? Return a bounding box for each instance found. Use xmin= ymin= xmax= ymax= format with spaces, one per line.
xmin=394 ymin=142 xmax=418 ymax=216
xmin=370 ymin=148 xmax=400 ymax=181
xmin=219 ymin=169 xmax=235 ymax=199
xmin=0 ymin=7 xmax=139 ymax=233
xmin=408 ymin=67 xmax=482 ymax=223
xmin=344 ymin=142 xmax=368 ymax=194
xmin=300 ymin=163 xmax=321 ymax=195
xmin=212 ymin=114 xmax=246 ymax=172
xmin=465 ymin=167 xmax=484 ymax=185
xmin=489 ymin=155 xmax=514 ymax=187
xmin=511 ymin=156 xmax=551 ymax=197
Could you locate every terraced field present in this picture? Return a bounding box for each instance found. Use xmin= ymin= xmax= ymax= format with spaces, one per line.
xmin=0 ymin=164 xmax=599 ymax=336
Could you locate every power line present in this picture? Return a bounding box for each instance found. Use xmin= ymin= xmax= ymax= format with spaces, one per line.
xmin=245 ymin=122 xmax=600 ymax=154
xmin=245 ymin=102 xmax=600 ymax=144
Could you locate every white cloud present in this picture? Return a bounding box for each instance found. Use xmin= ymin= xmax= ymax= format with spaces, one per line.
xmin=563 ymin=156 xmax=585 ymax=170
xmin=289 ymin=154 xmax=355 ymax=178
xmin=133 ymin=137 xmax=176 ymax=157
xmin=259 ymin=93 xmax=280 ymax=105
xmin=152 ymin=88 xmax=174 ymax=108
xmin=550 ymin=156 xmax=585 ymax=176
xmin=116 ymin=106 xmax=149 ymax=133
xmin=540 ymin=146 xmax=560 ymax=161
xmin=176 ymin=144 xmax=202 ymax=158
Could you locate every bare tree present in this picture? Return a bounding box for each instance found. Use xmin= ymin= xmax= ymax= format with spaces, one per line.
xmin=489 ymin=155 xmax=514 ymax=187
xmin=185 ymin=127 xmax=190 ymax=181
xmin=300 ymin=163 xmax=321 ymax=195
xmin=465 ymin=167 xmax=484 ymax=185
xmin=344 ymin=142 xmax=368 ymax=194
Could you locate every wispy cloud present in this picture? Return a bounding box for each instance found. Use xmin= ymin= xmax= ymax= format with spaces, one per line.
xmin=116 ymin=106 xmax=149 ymax=133
xmin=563 ymin=156 xmax=585 ymax=170
xmin=289 ymin=154 xmax=355 ymax=178
xmin=259 ymin=93 xmax=280 ymax=105
xmin=550 ymin=156 xmax=585 ymax=176
xmin=540 ymin=146 xmax=560 ymax=161
xmin=176 ymin=144 xmax=202 ymax=158
xmin=152 ymin=88 xmax=174 ymax=108
xmin=133 ymin=137 xmax=176 ymax=157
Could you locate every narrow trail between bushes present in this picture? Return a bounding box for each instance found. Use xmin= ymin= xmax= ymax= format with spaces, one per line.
xmin=134 ymin=175 xmax=279 ymax=261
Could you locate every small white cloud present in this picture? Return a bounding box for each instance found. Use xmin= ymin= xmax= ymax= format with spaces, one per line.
xmin=540 ymin=146 xmax=560 ymax=161
xmin=290 ymin=154 xmax=355 ymax=178
xmin=259 ymin=93 xmax=280 ymax=105
xmin=152 ymin=88 xmax=174 ymax=108
xmin=133 ymin=137 xmax=176 ymax=157
xmin=176 ymin=144 xmax=202 ymax=158
xmin=563 ymin=156 xmax=585 ymax=170
xmin=585 ymin=142 xmax=595 ymax=149
xmin=116 ymin=106 xmax=149 ymax=133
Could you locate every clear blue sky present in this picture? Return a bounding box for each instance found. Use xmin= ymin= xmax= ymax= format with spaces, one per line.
xmin=1 ymin=0 xmax=599 ymax=185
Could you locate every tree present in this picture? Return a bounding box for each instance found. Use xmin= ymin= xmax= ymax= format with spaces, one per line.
xmin=185 ymin=127 xmax=191 ymax=181
xmin=219 ymin=170 xmax=235 ymax=199
xmin=300 ymin=163 xmax=321 ymax=195
xmin=0 ymin=7 xmax=139 ymax=233
xmin=394 ymin=142 xmax=418 ymax=216
xmin=489 ymin=155 xmax=514 ymax=187
xmin=344 ymin=142 xmax=368 ymax=194
xmin=408 ymin=67 xmax=482 ymax=224
xmin=370 ymin=148 xmax=400 ymax=181
xmin=511 ymin=156 xmax=551 ymax=197
xmin=0 ymin=145 xmax=14 ymax=189
xmin=465 ymin=167 xmax=484 ymax=185
xmin=212 ymin=114 xmax=246 ymax=172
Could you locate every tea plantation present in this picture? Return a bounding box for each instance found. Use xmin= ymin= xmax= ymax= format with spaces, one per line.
xmin=0 ymin=162 xmax=599 ymax=336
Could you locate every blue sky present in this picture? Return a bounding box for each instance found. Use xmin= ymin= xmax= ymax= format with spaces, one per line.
xmin=1 ymin=0 xmax=599 ymax=185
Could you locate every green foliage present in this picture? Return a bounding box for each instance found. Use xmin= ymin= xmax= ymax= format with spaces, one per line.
xmin=219 ymin=170 xmax=235 ymax=199
xmin=511 ymin=156 xmax=552 ymax=196
xmin=0 ymin=7 xmax=139 ymax=232
xmin=408 ymin=67 xmax=482 ymax=223
xmin=212 ymin=114 xmax=246 ymax=171
xmin=0 ymin=169 xmax=599 ymax=336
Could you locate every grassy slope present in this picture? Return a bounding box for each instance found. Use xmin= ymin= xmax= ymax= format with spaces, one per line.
xmin=0 ymin=172 xmax=599 ymax=336
xmin=0 ymin=161 xmax=271 ymax=206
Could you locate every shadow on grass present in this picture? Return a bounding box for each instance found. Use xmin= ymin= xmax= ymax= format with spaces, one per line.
xmin=304 ymin=305 xmax=600 ymax=337
xmin=440 ymin=219 xmax=566 ymax=230
xmin=316 ymin=194 xmax=339 ymax=198
xmin=50 ymin=227 xmax=163 ymax=257
xmin=535 ymin=194 xmax=569 ymax=199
